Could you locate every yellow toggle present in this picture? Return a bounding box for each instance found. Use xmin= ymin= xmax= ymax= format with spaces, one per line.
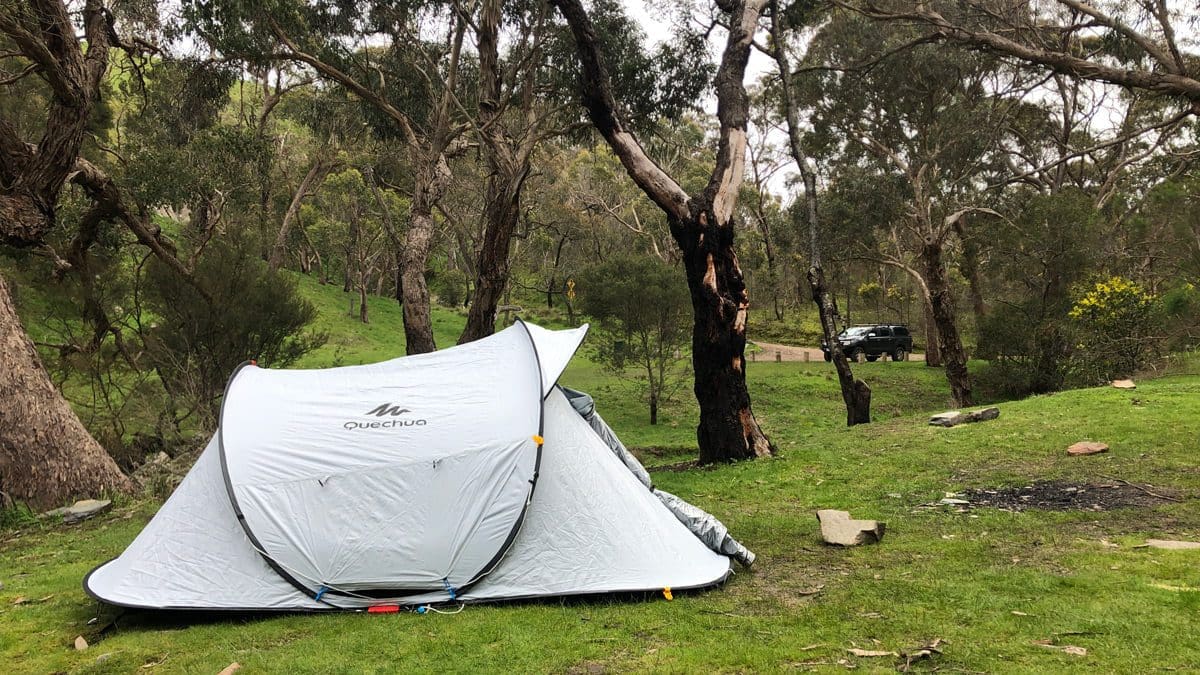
xmin=663 ymin=587 xmax=673 ymax=601
xmin=532 ymin=435 xmax=544 ymax=445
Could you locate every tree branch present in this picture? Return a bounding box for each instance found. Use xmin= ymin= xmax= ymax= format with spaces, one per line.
xmin=547 ymin=0 xmax=690 ymax=222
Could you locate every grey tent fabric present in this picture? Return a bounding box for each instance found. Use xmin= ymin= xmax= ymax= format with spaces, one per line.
xmin=561 ymin=387 xmax=756 ymax=567
xmin=85 ymin=322 xmax=747 ymax=611
xmin=562 ymin=387 xmax=653 ymax=488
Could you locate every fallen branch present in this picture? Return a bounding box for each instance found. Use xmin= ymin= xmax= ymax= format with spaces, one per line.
xmin=1099 ymin=476 xmax=1183 ymax=503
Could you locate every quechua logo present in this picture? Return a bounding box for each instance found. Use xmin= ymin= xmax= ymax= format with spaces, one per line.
xmin=344 ymin=403 xmax=427 ymax=430
xmin=364 ymin=403 xmax=411 ymax=417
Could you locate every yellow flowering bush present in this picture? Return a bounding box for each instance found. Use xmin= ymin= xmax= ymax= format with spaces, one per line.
xmin=1068 ymin=276 xmax=1161 ymax=379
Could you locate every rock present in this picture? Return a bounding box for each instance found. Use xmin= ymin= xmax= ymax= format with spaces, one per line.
xmin=1112 ymin=379 xmax=1136 ymax=389
xmin=939 ymin=498 xmax=970 ymax=506
xmin=74 ymin=635 xmax=88 ymax=651
xmin=929 ymin=407 xmax=1000 ymax=427
xmin=1145 ymin=539 xmax=1200 ymax=550
xmin=1066 ymin=441 xmax=1109 ymax=456
xmin=929 ymin=411 xmax=967 ymax=427
xmin=95 ymin=653 xmax=112 ymax=665
xmin=973 ymin=407 xmax=1001 ymax=422
xmin=218 ymin=663 xmax=242 ymax=675
xmin=40 ymin=499 xmax=111 ymax=524
xmin=817 ymin=509 xmax=885 ymax=546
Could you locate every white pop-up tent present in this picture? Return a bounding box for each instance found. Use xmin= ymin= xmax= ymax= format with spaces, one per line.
xmin=85 ymin=321 xmax=752 ymax=611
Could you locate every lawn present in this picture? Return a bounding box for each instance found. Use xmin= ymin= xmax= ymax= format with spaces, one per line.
xmin=4 ymin=277 xmax=1200 ymax=673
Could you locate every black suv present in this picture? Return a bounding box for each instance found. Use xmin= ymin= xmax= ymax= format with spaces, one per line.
xmin=821 ymin=324 xmax=913 ymax=362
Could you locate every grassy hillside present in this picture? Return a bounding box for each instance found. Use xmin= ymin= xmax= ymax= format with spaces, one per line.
xmin=292 ymin=275 xmax=472 ymax=368
xmin=5 ymin=271 xmax=1200 ymax=673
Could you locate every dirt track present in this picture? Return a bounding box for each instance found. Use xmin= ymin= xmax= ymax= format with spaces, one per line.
xmin=749 ymin=340 xmax=923 ymax=363
xmin=748 ymin=340 xmax=827 ymax=362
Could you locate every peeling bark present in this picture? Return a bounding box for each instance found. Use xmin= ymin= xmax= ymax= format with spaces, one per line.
xmin=553 ymin=0 xmax=774 ymax=462
xmin=400 ymin=152 xmax=451 ymax=354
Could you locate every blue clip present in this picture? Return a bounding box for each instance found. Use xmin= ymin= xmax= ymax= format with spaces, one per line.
xmin=315 ymin=585 xmax=328 ymax=602
xmin=416 ymin=606 xmax=428 ymax=614
xmin=441 ymin=578 xmax=457 ymax=601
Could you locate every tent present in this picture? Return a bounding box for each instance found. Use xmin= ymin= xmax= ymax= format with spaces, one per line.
xmin=85 ymin=321 xmax=753 ymax=611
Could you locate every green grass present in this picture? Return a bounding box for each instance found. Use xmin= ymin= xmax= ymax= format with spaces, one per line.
xmin=5 ymin=276 xmax=1200 ymax=673
xmin=292 ymin=277 xmax=469 ymax=368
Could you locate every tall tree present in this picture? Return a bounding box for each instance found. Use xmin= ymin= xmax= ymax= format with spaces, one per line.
xmin=550 ymin=0 xmax=775 ymax=463
xmin=0 ymin=0 xmax=134 ymax=507
xmin=186 ymin=0 xmax=470 ymax=354
xmin=793 ymin=9 xmax=1029 ymax=406
xmin=459 ymin=0 xmax=549 ymax=343
xmin=767 ymin=0 xmax=871 ymax=425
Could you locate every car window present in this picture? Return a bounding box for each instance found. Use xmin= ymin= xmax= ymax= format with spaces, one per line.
xmin=876 ymin=327 xmax=891 ymax=337
xmin=894 ymin=327 xmax=909 ymax=336
xmin=843 ymin=327 xmax=871 ymax=337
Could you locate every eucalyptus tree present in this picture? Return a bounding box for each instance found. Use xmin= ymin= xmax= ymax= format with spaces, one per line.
xmin=792 ymin=8 xmax=1032 ymax=406
xmin=185 ymin=0 xmax=471 ymax=354
xmin=765 ymin=0 xmax=871 ymax=424
xmin=836 ymin=0 xmax=1200 ymax=109
xmin=550 ymin=0 xmax=776 ymax=463
xmin=458 ymin=0 xmax=712 ymax=343
xmin=0 ymin=0 xmax=141 ymax=507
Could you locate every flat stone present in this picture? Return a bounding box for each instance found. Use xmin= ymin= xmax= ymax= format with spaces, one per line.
xmin=973 ymin=407 xmax=1000 ymax=422
xmin=1112 ymin=379 xmax=1136 ymax=390
xmin=1145 ymin=539 xmax=1200 ymax=550
xmin=1067 ymin=441 xmax=1109 ymax=456
xmin=816 ymin=509 xmax=885 ymax=546
xmin=929 ymin=407 xmax=1000 ymax=427
xmin=40 ymin=499 xmax=111 ymax=524
xmin=929 ymin=411 xmax=967 ymax=427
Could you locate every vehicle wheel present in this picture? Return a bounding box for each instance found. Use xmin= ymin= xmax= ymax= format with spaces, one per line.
xmin=893 ymin=347 xmax=908 ymax=362
xmin=850 ymin=348 xmax=865 ymax=363
xmin=866 ymin=354 xmax=879 ymax=362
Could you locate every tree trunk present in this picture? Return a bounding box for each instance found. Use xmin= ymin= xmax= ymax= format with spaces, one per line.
xmin=269 ymin=156 xmax=331 ymax=272
xmin=920 ymin=241 xmax=972 ymax=406
xmin=0 ymin=274 xmax=133 ymax=510
xmin=674 ymin=213 xmax=774 ymax=463
xmin=923 ymin=296 xmax=942 ymax=367
xmin=552 ymin=0 xmax=773 ymax=464
xmin=459 ymin=0 xmax=534 ymax=345
xmin=649 ymin=392 xmax=658 ymax=425
xmin=398 ymin=152 xmax=450 ymax=355
xmin=770 ymin=0 xmax=869 ymax=426
xmin=458 ymin=179 xmax=524 ymax=344
xmin=762 ymin=220 xmax=783 ymax=321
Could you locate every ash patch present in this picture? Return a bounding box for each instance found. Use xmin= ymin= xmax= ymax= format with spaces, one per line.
xmin=960 ymin=480 xmax=1177 ymax=512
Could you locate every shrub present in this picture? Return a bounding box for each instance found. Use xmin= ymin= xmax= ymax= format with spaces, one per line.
xmin=430 ymin=268 xmax=469 ymax=308
xmin=577 ymin=256 xmax=691 ymax=425
xmin=1067 ymin=276 xmax=1162 ymax=381
xmin=975 ymin=303 xmax=1072 ymax=400
xmin=141 ymin=239 xmax=326 ymax=429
